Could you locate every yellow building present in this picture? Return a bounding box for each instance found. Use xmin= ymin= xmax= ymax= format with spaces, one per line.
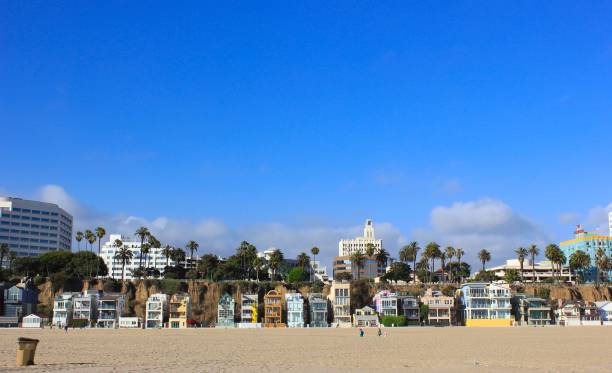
xmin=460 ymin=282 xmax=513 ymax=327
xmin=168 ymin=293 xmax=191 ymax=328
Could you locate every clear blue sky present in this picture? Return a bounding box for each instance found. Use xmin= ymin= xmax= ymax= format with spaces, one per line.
xmin=1 ymin=1 xmax=612 ymax=265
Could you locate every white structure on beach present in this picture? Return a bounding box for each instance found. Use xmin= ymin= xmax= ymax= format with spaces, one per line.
xmin=52 ymin=293 xmax=77 ymax=327
xmin=329 ymin=281 xmax=351 ymax=327
xmin=97 ymin=293 xmax=125 ymax=328
xmin=145 ymin=293 xmax=168 ymax=329
xmin=72 ymin=290 xmax=100 ymax=327
xmin=22 ymin=314 xmax=48 ymax=328
xmin=338 ymin=219 xmax=382 ymax=256
xmin=119 ymin=317 xmax=142 ymax=328
xmin=488 ymin=259 xmax=574 ymax=283
xmin=285 ymin=293 xmax=305 ymax=328
xmin=99 ymin=234 xmax=176 ymax=280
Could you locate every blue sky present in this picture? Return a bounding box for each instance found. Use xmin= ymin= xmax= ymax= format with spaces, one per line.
xmin=1 ymin=1 xmax=612 ymax=268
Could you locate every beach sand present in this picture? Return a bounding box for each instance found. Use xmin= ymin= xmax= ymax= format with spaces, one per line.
xmin=0 ymin=327 xmax=610 ymax=372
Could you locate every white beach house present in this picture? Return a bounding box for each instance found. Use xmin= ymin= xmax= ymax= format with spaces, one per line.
xmin=146 ymin=293 xmax=168 ymax=329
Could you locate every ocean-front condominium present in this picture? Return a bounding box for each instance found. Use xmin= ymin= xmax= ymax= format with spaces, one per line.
xmin=560 ymin=225 xmax=612 ymax=283
xmin=489 ymin=259 xmax=574 ymax=284
xmin=264 ymin=290 xmax=284 ymax=327
xmin=308 ymin=293 xmax=328 ymax=327
xmin=460 ymin=282 xmax=513 ymax=327
xmin=285 ymin=293 xmax=305 ymax=328
xmin=353 ymin=306 xmax=378 ymax=327
xmin=169 ymin=293 xmax=191 ymax=328
xmin=373 ymin=290 xmax=399 ymax=316
xmin=52 ymin=293 xmax=77 ymax=327
xmin=0 ymin=197 xmax=73 ymax=262
xmin=338 ymin=219 xmax=382 ymax=256
xmin=513 ymin=295 xmax=551 ymax=326
xmin=100 ymin=234 xmax=176 ymax=280
xmin=97 ymin=293 xmax=125 ymax=328
xmin=240 ymin=294 xmax=258 ymax=325
xmin=399 ymin=295 xmax=420 ymax=325
xmin=145 ymin=293 xmax=168 ymax=329
xmin=72 ymin=290 xmax=101 ymax=327
xmin=421 ymin=289 xmax=454 ymax=326
xmin=329 ymin=281 xmax=351 ymax=326
xmin=217 ymin=293 xmax=235 ymax=328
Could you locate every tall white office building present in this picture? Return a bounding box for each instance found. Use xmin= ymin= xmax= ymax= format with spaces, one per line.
xmin=0 ymin=197 xmax=73 ymax=260
xmin=99 ymin=234 xmax=176 ymax=280
xmin=338 ymin=219 xmax=383 ymax=256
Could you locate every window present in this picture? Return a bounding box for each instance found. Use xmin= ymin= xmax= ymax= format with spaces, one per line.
xmin=32 ymin=210 xmax=40 ymax=214
xmin=22 ymin=209 xmax=31 ymax=213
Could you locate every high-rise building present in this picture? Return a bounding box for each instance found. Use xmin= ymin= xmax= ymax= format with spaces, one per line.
xmin=0 ymin=197 xmax=73 ymax=260
xmin=338 ymin=219 xmax=382 ymax=256
xmin=608 ymin=211 xmax=612 ymax=238
xmin=560 ymin=225 xmax=612 ymax=283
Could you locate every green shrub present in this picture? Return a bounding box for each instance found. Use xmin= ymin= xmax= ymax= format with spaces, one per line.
xmin=419 ymin=304 xmax=429 ymax=322
xmin=380 ymin=315 xmax=407 ymax=327
xmin=537 ymin=287 xmax=551 ymax=299
xmin=160 ymin=279 xmax=184 ymax=294
xmin=70 ymin=319 xmax=89 ymax=328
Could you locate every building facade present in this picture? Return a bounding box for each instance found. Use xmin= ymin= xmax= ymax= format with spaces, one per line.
xmin=514 ymin=296 xmax=551 ymax=326
xmin=145 ymin=293 xmax=168 ymax=329
xmin=240 ymin=294 xmax=258 ymax=324
xmin=399 ymin=296 xmax=420 ymax=325
xmin=338 ymin=219 xmax=382 ymax=257
xmin=285 ymin=293 xmax=305 ymax=328
xmin=560 ymin=225 xmax=612 ymax=283
xmin=72 ymin=290 xmax=100 ymax=327
xmin=333 ymin=256 xmax=386 ymax=280
xmin=489 ymin=259 xmax=574 ymax=283
xmin=3 ymin=283 xmax=37 ymax=319
xmin=52 ymin=293 xmax=76 ymax=327
xmin=421 ymin=289 xmax=454 ymax=326
xmin=329 ymin=281 xmax=351 ymax=326
xmin=459 ymin=282 xmax=513 ymax=327
xmin=308 ymin=293 xmax=328 ymax=327
xmin=217 ymin=293 xmax=235 ymax=328
xmin=264 ymin=290 xmax=284 ymax=327
xmin=169 ymin=293 xmax=191 ymax=328
xmin=97 ymin=294 xmax=125 ymax=328
xmin=373 ymin=290 xmax=399 ymax=316
xmin=100 ymin=234 xmax=176 ymax=280
xmin=353 ymin=306 xmax=378 ymax=327
xmin=0 ymin=197 xmax=73 ymax=261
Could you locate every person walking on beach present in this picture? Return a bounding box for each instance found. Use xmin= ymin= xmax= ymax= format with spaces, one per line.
xmin=64 ymin=324 xmax=68 ymax=332
xmin=359 ymin=328 xmax=365 ymax=337
xmin=377 ymin=327 xmax=382 ymax=337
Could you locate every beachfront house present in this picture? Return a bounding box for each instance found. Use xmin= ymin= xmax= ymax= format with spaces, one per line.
xmin=52 ymin=292 xmax=77 ymax=328
xmin=217 ymin=293 xmax=236 ymax=328
xmin=22 ymin=313 xmax=48 ymax=328
xmin=399 ymin=295 xmax=420 ymax=325
xmin=72 ymin=290 xmax=101 ymax=327
xmin=556 ymin=301 xmax=601 ymax=326
xmin=146 ymin=293 xmax=168 ymax=329
xmin=240 ymin=294 xmax=258 ymax=326
xmin=3 ymin=283 xmax=38 ymax=319
xmin=594 ymin=301 xmax=612 ymax=325
xmin=353 ymin=306 xmax=378 ymax=327
xmin=373 ymin=290 xmax=399 ymax=316
xmin=514 ymin=296 xmax=551 ymax=326
xmin=169 ymin=293 xmax=191 ymax=328
xmin=286 ymin=293 xmax=305 ymax=328
xmin=119 ymin=317 xmax=142 ymax=328
xmin=329 ymin=281 xmax=351 ymax=327
xmin=97 ymin=293 xmax=125 ymax=328
xmin=421 ymin=289 xmax=454 ymax=326
xmin=264 ymin=290 xmax=284 ymax=327
xmin=459 ymin=282 xmax=513 ymax=327
xmin=308 ymin=293 xmax=328 ymax=327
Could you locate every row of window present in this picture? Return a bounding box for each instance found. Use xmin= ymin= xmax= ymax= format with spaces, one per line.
xmin=0 ymin=221 xmax=58 ymax=230
xmin=0 ymin=236 xmax=58 ymax=244
xmin=1 ymin=214 xmax=59 ymax=223
xmin=0 ymin=228 xmax=58 ymax=237
xmin=11 ymin=207 xmax=58 ymax=216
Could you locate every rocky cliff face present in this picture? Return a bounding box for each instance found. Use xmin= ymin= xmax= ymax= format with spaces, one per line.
xmin=37 ymin=279 xmax=611 ymax=323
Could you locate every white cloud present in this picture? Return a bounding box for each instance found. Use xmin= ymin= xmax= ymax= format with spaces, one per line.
xmin=442 ymin=178 xmax=462 ymax=194
xmin=413 ymin=198 xmax=550 ymax=268
xmin=558 ymin=212 xmax=581 ymax=225
xmin=586 ymin=202 xmax=612 ymax=235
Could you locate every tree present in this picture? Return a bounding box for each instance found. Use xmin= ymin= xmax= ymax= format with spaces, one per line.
xmin=95 ymin=227 xmax=106 ymax=277
xmin=135 ymin=227 xmax=150 ymax=269
xmin=236 ymin=241 xmax=257 ymax=280
xmin=545 ymin=244 xmax=560 ymax=283
xmin=595 ymin=247 xmax=609 ymax=285
xmin=172 ymin=248 xmax=187 ymax=269
xmin=444 ymin=246 xmax=455 ymax=283
xmin=383 ymin=262 xmax=411 ymax=283
xmin=424 ymin=242 xmax=441 ymax=283
xmin=365 ymin=243 xmax=376 ymax=276
xmin=504 ymin=268 xmax=521 ymax=283
xmin=439 ymin=252 xmax=447 ymax=283
xmin=113 ymin=239 xmax=132 ymax=282
xmin=197 ymin=253 xmax=220 ymax=281
xmin=375 ymin=248 xmax=390 ymax=276
xmin=528 ymin=244 xmax=539 ymax=283
xmin=268 ymin=249 xmax=284 ymax=280
xmin=400 ymin=242 xmax=420 ymax=283
xmin=75 ymin=231 xmax=84 ymax=251
xmin=287 ymin=267 xmax=309 ymax=283
xmin=455 ymin=248 xmax=465 ymax=283
xmin=569 ymin=250 xmax=591 ymax=283
xmin=335 ymin=271 xmax=352 ymax=281
xmin=161 ymin=245 xmax=173 ymax=267
xmin=350 ymin=249 xmax=366 ymax=280
xmin=85 ymin=230 xmax=96 ymax=278
xmin=186 ymin=240 xmax=199 ymax=269
xmin=0 ymin=243 xmax=9 ymax=268
xmin=252 ymin=256 xmax=263 ymax=282
xmin=515 ymin=247 xmax=528 ymax=283
xmin=297 ymin=252 xmax=311 ymax=270
xmin=478 ymin=249 xmax=491 ymax=273
xmin=67 ymin=252 xmax=108 ymax=279
xmin=310 ymin=246 xmax=320 ymax=282
xmin=8 ymin=251 xmax=16 ymax=272
xmin=140 ymin=243 xmax=151 ymax=273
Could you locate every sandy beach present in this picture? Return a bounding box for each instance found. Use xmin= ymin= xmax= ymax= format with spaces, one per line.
xmin=0 ymin=327 xmax=611 ymax=372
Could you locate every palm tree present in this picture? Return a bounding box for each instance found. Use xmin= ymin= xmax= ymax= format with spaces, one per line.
xmin=84 ymin=230 xmax=94 ymax=251
xmin=545 ymin=244 xmax=560 ymax=283
xmin=310 ymin=246 xmax=320 ymax=282
xmin=8 ymin=251 xmax=16 ymax=272
xmin=365 ymin=243 xmax=376 ymax=277
xmin=297 ymin=252 xmax=310 ymax=270
xmin=75 ymin=231 xmax=84 ymax=251
xmin=268 ymin=249 xmax=284 ymax=280
xmin=401 ymin=242 xmax=420 ymax=283
xmin=186 ymin=240 xmax=199 ymax=269
xmin=0 ymin=243 xmax=9 ymax=268
xmin=439 ymin=252 xmax=447 ymax=283
xmin=140 ymin=243 xmax=151 ymax=269
xmin=478 ymin=249 xmax=491 ymax=273
xmin=172 ymin=248 xmax=187 ymax=269
xmin=351 ymin=249 xmax=366 ymax=280
xmin=86 ymin=230 xmax=96 ymax=278
xmin=515 ymin=247 xmax=528 ymax=283
xmin=375 ymin=248 xmax=390 ymax=277
xmin=424 ymin=242 xmax=441 ymax=283
xmin=569 ymin=250 xmax=591 ymax=283
xmin=527 ymin=244 xmax=539 ymax=283
xmin=135 ymin=227 xmax=150 ymax=268
xmin=455 ymin=248 xmax=465 ymax=283
xmin=445 ymin=246 xmax=455 ymax=283
xmin=113 ymin=239 xmax=133 ymax=283
xmin=94 ymin=227 xmax=106 ymax=277
xmin=162 ymin=245 xmax=173 ymax=267
xmin=252 ymin=256 xmax=263 ymax=282
xmin=595 ymin=247 xmax=609 ymax=286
